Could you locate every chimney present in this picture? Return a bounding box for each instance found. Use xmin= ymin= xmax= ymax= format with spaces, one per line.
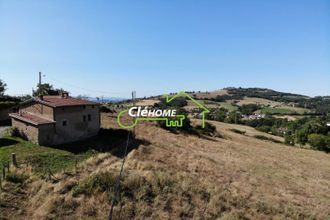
xmin=39 ymin=95 xmax=43 ymax=100
xmin=61 ymin=92 xmax=69 ymax=99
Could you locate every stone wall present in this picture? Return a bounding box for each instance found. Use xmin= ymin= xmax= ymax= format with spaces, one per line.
xmin=38 ymin=124 xmax=56 ymax=145
xmin=12 ymin=118 xmax=39 ymax=144
xmin=52 ymin=105 xmax=100 ymax=144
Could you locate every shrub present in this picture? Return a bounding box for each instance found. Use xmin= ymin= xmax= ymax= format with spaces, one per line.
xmin=284 ymin=134 xmax=295 ymax=146
xmin=5 ymin=173 xmax=28 ymax=183
xmin=308 ymin=134 xmax=330 ymax=152
xmin=158 ymin=108 xmax=192 ymax=133
xmin=0 ymin=101 xmax=17 ymax=110
xmin=100 ymin=105 xmax=113 ymax=113
xmin=239 ymin=104 xmax=261 ymax=115
xmin=229 ymin=129 xmax=246 ymax=135
xmin=256 ymin=125 xmax=271 ymax=133
xmin=8 ymin=127 xmax=21 ymax=137
xmin=194 ymin=122 xmax=216 ymax=136
xmin=254 ymin=135 xmax=282 ymax=144
xmin=206 ymin=108 xmax=227 ymax=122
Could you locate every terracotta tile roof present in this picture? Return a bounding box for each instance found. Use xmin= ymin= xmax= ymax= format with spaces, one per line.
xmin=9 ymin=112 xmax=55 ymax=126
xmin=34 ymin=96 xmax=99 ymax=108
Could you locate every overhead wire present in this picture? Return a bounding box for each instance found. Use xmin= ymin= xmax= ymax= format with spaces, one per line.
xmin=108 ymin=130 xmax=131 ymax=220
xmin=45 ymin=75 xmax=128 ymax=96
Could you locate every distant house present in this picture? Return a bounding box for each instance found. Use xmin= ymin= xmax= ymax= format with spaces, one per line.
xmin=241 ymin=113 xmax=265 ymax=120
xmin=9 ymin=93 xmax=100 ymax=145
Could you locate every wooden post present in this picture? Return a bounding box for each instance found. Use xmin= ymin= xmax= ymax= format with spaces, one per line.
xmin=75 ymin=157 xmax=78 ymax=174
xmin=48 ymin=169 xmax=51 ymax=181
xmin=2 ymin=166 xmax=5 ymax=179
xmin=6 ymin=161 xmax=9 ymax=172
xmin=12 ymin=153 xmax=17 ymax=167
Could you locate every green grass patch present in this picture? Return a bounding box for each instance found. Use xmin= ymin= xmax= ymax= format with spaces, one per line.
xmin=0 ymin=136 xmax=94 ymax=176
xmin=219 ymin=102 xmax=238 ymax=111
xmin=257 ymin=107 xmax=310 ymax=115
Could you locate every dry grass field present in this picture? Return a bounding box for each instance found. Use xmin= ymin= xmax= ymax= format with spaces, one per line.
xmin=236 ymin=97 xmax=282 ymax=107
xmin=193 ymin=89 xmax=228 ymax=99
xmin=1 ymin=113 xmax=329 ymax=219
xmin=135 ymin=99 xmax=160 ymax=106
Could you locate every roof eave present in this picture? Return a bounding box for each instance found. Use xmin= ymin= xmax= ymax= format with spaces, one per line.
xmin=9 ymin=113 xmax=56 ymax=126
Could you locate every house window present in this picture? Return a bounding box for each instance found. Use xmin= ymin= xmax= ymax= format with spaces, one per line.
xmin=83 ymin=115 xmax=86 ymax=122
xmin=88 ymin=114 xmax=91 ymax=121
xmin=62 ymin=120 xmax=67 ymax=126
xmin=92 ymin=105 xmax=95 ymax=108
xmin=83 ymin=105 xmax=86 ymax=110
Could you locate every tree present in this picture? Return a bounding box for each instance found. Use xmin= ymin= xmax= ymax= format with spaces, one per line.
xmin=239 ymin=104 xmax=261 ymax=115
xmin=33 ymin=83 xmax=63 ymax=96
xmin=284 ymin=134 xmax=295 ymax=146
xmin=295 ymin=129 xmax=308 ymax=145
xmin=224 ymin=111 xmax=241 ymax=124
xmin=206 ymin=108 xmax=227 ymax=122
xmin=158 ymin=107 xmax=192 ymax=132
xmin=0 ymin=78 xmax=7 ymax=96
xmin=308 ymin=134 xmax=330 ymax=152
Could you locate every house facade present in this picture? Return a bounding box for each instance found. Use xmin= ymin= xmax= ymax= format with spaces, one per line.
xmin=9 ymin=93 xmax=100 ymax=145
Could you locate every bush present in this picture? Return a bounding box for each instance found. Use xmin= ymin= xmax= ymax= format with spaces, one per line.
xmin=6 ymin=173 xmax=28 ymax=183
xmin=158 ymin=108 xmax=192 ymax=133
xmin=254 ymin=135 xmax=282 ymax=144
xmin=239 ymin=104 xmax=261 ymax=115
xmin=0 ymin=101 xmax=17 ymax=110
xmin=284 ymin=134 xmax=295 ymax=146
xmin=308 ymin=134 xmax=330 ymax=152
xmin=229 ymin=129 xmax=246 ymax=135
xmin=224 ymin=111 xmax=241 ymax=124
xmin=5 ymin=127 xmax=23 ymax=138
xmin=295 ymin=129 xmax=308 ymax=145
xmin=7 ymin=127 xmax=28 ymax=140
xmin=206 ymin=108 xmax=227 ymax=122
xmin=256 ymin=125 xmax=272 ymax=133
xmin=194 ymin=122 xmax=217 ymax=136
xmin=100 ymin=105 xmax=114 ymax=113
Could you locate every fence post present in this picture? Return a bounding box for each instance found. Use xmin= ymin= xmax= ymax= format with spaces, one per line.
xmin=12 ymin=153 xmax=17 ymax=167
xmin=2 ymin=165 xmax=5 ymax=179
xmin=75 ymin=157 xmax=78 ymax=174
xmin=6 ymin=161 xmax=9 ymax=173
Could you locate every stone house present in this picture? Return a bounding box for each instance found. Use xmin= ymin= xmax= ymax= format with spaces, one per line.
xmin=9 ymin=93 xmax=100 ymax=145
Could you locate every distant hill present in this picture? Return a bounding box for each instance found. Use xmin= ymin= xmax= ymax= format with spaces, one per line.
xmin=189 ymin=87 xmax=329 ymax=114
xmin=81 ymin=96 xmax=127 ymax=103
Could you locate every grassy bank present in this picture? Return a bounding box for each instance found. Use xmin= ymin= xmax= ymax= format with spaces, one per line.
xmin=0 ymin=136 xmax=95 ymax=175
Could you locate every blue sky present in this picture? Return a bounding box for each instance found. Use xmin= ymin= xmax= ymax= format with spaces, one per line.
xmin=0 ymin=0 xmax=329 ymax=98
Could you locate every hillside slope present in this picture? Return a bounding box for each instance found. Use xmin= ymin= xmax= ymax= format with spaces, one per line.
xmin=1 ymin=114 xmax=329 ymax=219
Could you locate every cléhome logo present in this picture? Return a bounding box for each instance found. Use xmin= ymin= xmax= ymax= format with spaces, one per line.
xmin=117 ymin=91 xmax=210 ymax=129
xmin=128 ymin=107 xmax=177 ymax=118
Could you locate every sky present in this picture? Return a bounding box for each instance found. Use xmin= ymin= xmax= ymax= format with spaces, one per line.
xmin=0 ymin=0 xmax=329 ymax=98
